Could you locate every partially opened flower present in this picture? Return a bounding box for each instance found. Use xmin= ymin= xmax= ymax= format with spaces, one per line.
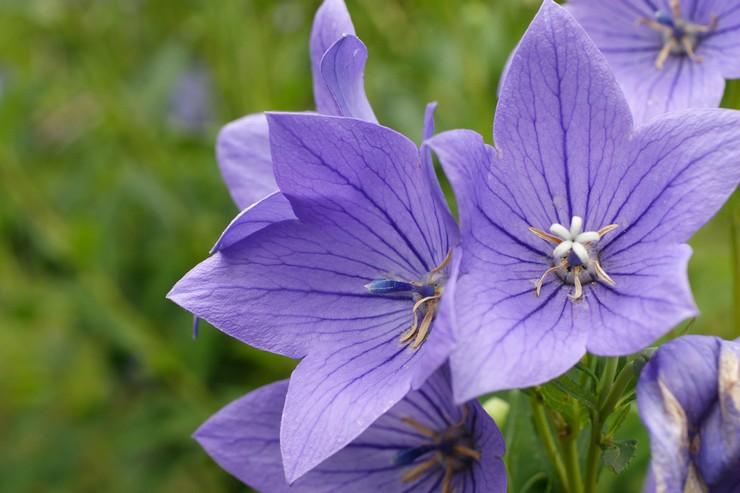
xmin=195 ymin=366 xmax=506 ymax=493
xmin=169 ymin=112 xmax=459 ymax=480
xmin=568 ymin=0 xmax=740 ymax=124
xmin=427 ymin=0 xmax=740 ymax=402
xmin=216 ymin=0 xmax=377 ymax=232
xmin=637 ymin=335 xmax=740 ymax=492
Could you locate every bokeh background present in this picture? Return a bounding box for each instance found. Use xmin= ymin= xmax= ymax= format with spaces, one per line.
xmin=1 ymin=0 xmax=738 ymax=491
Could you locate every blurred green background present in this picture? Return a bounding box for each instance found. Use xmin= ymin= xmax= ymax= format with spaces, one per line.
xmin=1 ymin=0 xmax=738 ymax=492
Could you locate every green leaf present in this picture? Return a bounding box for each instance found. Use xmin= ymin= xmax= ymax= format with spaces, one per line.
xmin=550 ymin=374 xmax=598 ymax=411
xmin=601 ymin=439 xmax=638 ymax=475
xmin=607 ymin=404 xmax=632 ymax=437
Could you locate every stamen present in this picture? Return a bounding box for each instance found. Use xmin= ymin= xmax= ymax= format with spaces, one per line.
xmin=535 ymin=260 xmax=568 ymax=297
xmin=528 ymin=226 xmax=563 ymax=245
xmin=530 ymin=217 xmax=617 ymax=301
xmin=430 ymin=250 xmax=453 ymax=275
xmin=412 ymin=308 xmax=436 ymax=349
xmin=442 ymin=463 xmax=454 ymax=493
xmin=401 ymin=416 xmax=437 ymax=439
xmin=597 ymin=224 xmax=618 ymax=236
xmin=453 ymin=444 xmax=482 ymax=461
xmin=637 ymin=0 xmax=717 ymax=69
xmin=401 ymin=455 xmax=440 ymax=483
xmin=593 ymin=260 xmax=615 ymax=286
xmin=401 ymin=295 xmax=440 ymax=344
xmin=568 ymin=268 xmax=583 ymax=301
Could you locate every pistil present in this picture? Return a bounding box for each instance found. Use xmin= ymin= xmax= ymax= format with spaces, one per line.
xmin=365 ymin=251 xmax=452 ymax=348
xmin=529 ymin=216 xmax=617 ymax=301
xmin=637 ymin=0 xmax=717 ymax=69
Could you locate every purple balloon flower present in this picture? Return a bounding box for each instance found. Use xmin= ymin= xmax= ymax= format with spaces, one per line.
xmin=217 ymin=0 xmax=375 ymax=214
xmin=637 ymin=335 xmax=740 ymax=492
xmin=567 ymin=0 xmax=740 ymax=125
xmin=426 ymin=0 xmax=740 ymax=402
xmin=169 ymin=111 xmax=459 ymax=480
xmin=195 ymin=366 xmax=506 ymax=493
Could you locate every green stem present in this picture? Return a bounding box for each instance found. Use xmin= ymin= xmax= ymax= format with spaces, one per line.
xmin=600 ymin=362 xmax=635 ymax=417
xmin=584 ymin=357 xmax=629 ymax=492
xmin=560 ymin=433 xmax=583 ymax=493
xmin=529 ymin=397 xmax=569 ymax=491
xmin=732 ymin=211 xmax=740 ymax=338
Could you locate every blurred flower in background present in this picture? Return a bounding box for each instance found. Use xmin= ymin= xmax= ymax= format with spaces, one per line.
xmin=167 ymin=65 xmax=215 ymax=135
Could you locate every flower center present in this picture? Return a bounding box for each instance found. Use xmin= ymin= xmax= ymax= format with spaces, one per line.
xmin=364 ymin=250 xmax=451 ymax=349
xmin=638 ymin=0 xmax=717 ymax=69
xmin=529 ymin=216 xmax=618 ymax=301
xmin=393 ymin=405 xmax=480 ymax=493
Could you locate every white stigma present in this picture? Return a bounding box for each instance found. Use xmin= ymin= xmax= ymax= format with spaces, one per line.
xmin=549 ymin=216 xmax=601 ymax=264
xmin=528 ymin=216 xmax=619 ymax=301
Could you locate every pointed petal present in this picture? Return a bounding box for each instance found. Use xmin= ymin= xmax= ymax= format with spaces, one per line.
xmin=310 ymin=0 xmax=356 ymax=116
xmin=210 ymin=191 xmax=295 ymax=253
xmin=427 ymin=129 xmax=586 ymax=399
xmin=281 ymin=342 xmax=426 ymax=481
xmin=267 ymin=112 xmax=456 ymax=276
xmin=585 ymin=244 xmax=698 ymax=356
xmin=320 ymin=34 xmax=377 ymax=122
xmin=168 ymin=221 xmax=414 ymax=359
xmin=494 ymin=0 xmax=633 ymax=228
xmin=568 ymin=0 xmax=728 ymax=125
xmin=598 ymin=109 xmax=740 ymax=254
xmin=194 ymin=380 xmax=295 ymax=493
xmin=216 ymin=113 xmax=278 ymax=209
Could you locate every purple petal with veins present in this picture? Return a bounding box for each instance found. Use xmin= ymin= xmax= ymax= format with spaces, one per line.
xmin=567 ymin=0 xmax=740 ymax=124
xmin=638 ymin=335 xmax=740 ymax=492
xmin=170 ymin=113 xmax=459 ymax=479
xmin=427 ymin=0 xmax=740 ymax=401
xmin=194 ymin=365 xmax=506 ymax=493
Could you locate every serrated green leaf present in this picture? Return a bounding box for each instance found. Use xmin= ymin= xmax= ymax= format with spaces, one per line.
xmin=601 ymin=439 xmax=638 ymax=474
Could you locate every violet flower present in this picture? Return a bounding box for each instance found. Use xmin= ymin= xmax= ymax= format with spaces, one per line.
xmin=567 ymin=0 xmax=740 ymax=124
xmin=169 ymin=112 xmax=459 ymax=480
xmin=426 ymin=0 xmax=740 ymax=402
xmin=217 ymin=0 xmax=375 ymax=227
xmin=194 ymin=366 xmax=506 ymax=493
xmin=637 ymin=335 xmax=740 ymax=492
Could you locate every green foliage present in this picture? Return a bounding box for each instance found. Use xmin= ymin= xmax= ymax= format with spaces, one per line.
xmin=601 ymin=440 xmax=638 ymax=475
xmin=0 ymin=1 xmax=737 ymax=492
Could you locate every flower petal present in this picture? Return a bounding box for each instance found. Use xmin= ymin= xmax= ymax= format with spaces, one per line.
xmin=427 ymin=129 xmax=587 ymax=399
xmin=637 ymin=336 xmax=725 ymax=492
xmin=168 ymin=221 xmax=412 ymax=359
xmin=280 ymin=338 xmax=428 ymax=481
xmin=568 ymin=0 xmax=728 ymax=124
xmin=320 ymin=34 xmax=377 ymax=122
xmin=267 ymin=112 xmax=456 ymax=276
xmin=310 ymin=0 xmax=356 ymax=116
xmin=598 ymin=109 xmax=740 ymax=254
xmin=694 ymin=340 xmax=740 ymax=487
xmin=694 ymin=1 xmax=740 ymax=79
xmin=584 ymin=244 xmax=697 ymax=355
xmin=210 ymin=191 xmax=295 ymax=253
xmin=197 ymin=367 xmax=506 ymax=492
xmin=495 ymin=0 xmax=633 ymax=230
xmin=194 ymin=380 xmax=295 ymax=493
xmin=216 ymin=112 xmax=278 ymax=209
